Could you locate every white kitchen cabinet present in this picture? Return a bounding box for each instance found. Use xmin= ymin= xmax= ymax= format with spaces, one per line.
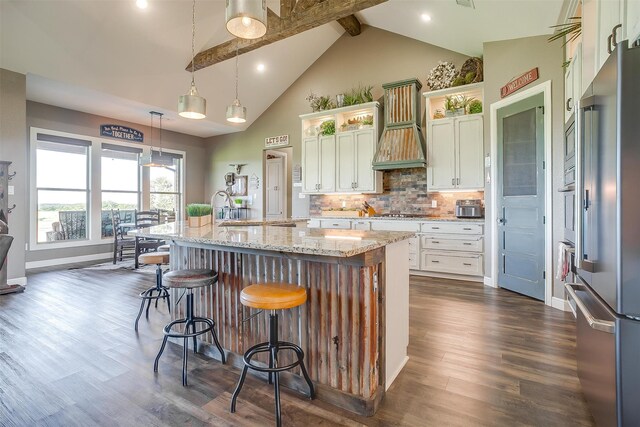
xmin=302 ymin=135 xmax=335 ymax=193
xmin=300 ymin=102 xmax=382 ymax=195
xmin=336 ymin=129 xmax=382 ymax=193
xmin=352 ymin=220 xmax=371 ymax=230
xmin=564 ymin=60 xmax=574 ymax=123
xmin=626 ymin=0 xmax=640 ymax=44
xmin=564 ymin=43 xmax=583 ymax=123
xmin=319 ymin=219 xmax=351 ymax=229
xmin=596 ymin=0 xmax=623 ymax=73
xmin=426 ymin=116 xmax=483 ymax=191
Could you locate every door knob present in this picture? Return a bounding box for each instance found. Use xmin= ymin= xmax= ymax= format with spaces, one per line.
xmin=497 ymin=218 xmax=506 ymax=224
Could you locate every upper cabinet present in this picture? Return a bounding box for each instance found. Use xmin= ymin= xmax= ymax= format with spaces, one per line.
xmin=300 ymin=102 xmax=382 ymax=194
xmin=626 ymin=0 xmax=640 ymax=44
xmin=423 ymin=83 xmax=484 ymax=192
xmin=565 ymin=42 xmax=583 ymax=123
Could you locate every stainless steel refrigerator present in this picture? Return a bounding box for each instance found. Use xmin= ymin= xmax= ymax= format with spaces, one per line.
xmin=566 ymin=40 xmax=640 ymax=427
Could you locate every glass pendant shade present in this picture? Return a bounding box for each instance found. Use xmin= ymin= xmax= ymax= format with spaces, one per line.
xmin=178 ymin=81 xmax=206 ymax=119
xmin=226 ymin=99 xmax=247 ymax=123
xmin=225 ymin=0 xmax=267 ymax=39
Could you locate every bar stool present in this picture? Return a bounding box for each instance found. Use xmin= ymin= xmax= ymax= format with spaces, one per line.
xmin=153 ymin=269 xmax=226 ymax=386
xmin=230 ymin=283 xmax=315 ymax=426
xmin=158 ymin=244 xmax=170 ymax=252
xmin=135 ymin=251 xmax=171 ymax=331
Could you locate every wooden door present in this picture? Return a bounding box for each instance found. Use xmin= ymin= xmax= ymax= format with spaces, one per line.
xmin=455 ymin=116 xmax=484 ymax=190
xmin=427 ymin=119 xmax=455 ymax=190
xmin=318 ymin=135 xmax=336 ymax=193
xmin=354 ymin=129 xmax=376 ymax=192
xmin=302 ymin=137 xmax=319 ymax=193
xmin=336 ymin=132 xmax=355 ymax=192
xmin=266 ymin=157 xmax=284 ymax=219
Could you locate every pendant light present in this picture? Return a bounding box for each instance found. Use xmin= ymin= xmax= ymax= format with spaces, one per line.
xmin=225 ymin=0 xmax=267 ymax=39
xmin=226 ymin=44 xmax=247 ymax=123
xmin=178 ymin=0 xmax=206 ymax=119
xmin=141 ymin=112 xmax=173 ymax=168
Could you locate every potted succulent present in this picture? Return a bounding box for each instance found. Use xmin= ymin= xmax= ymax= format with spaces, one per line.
xmin=234 ymin=198 xmax=245 ymax=208
xmin=444 ymin=96 xmax=464 ymax=117
xmin=468 ymin=99 xmax=483 ymax=114
xmin=319 ymin=120 xmax=335 ymax=136
xmin=186 ymin=203 xmax=213 ymax=227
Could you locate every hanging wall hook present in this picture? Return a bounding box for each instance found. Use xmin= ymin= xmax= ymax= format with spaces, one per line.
xmin=7 ymin=171 xmax=16 ymax=181
xmin=7 ymin=204 xmax=16 ymax=214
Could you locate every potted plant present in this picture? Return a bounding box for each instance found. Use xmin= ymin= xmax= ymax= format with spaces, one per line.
xmin=186 ymin=203 xmax=212 ymax=227
xmin=234 ymin=198 xmax=245 ymax=208
xmin=319 ymin=120 xmax=335 ymax=135
xmin=468 ymin=99 xmax=483 ymax=114
xmin=444 ymin=96 xmax=464 ymax=117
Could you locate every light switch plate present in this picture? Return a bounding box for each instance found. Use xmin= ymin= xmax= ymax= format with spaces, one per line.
xmin=484 ymin=155 xmax=491 ymax=167
xmin=431 ymin=200 xmax=437 ymax=208
xmin=298 ymin=193 xmax=306 ymax=199
xmin=8 ymin=185 xmax=14 ymax=195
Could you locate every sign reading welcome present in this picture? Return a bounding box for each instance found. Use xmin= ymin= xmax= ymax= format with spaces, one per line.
xmin=500 ymin=68 xmax=539 ymax=98
xmin=100 ymin=124 xmax=144 ymax=143
xmin=265 ymin=134 xmax=289 ymax=148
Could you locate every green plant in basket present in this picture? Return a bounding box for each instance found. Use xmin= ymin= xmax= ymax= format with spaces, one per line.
xmin=468 ymin=99 xmax=483 ymax=114
xmin=320 ymin=120 xmax=335 ymax=135
xmin=187 ymin=203 xmax=212 ymax=217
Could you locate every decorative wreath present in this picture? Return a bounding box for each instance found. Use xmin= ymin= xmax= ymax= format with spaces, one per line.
xmin=458 ymin=57 xmax=483 ymax=84
xmin=426 ymin=61 xmax=458 ymax=91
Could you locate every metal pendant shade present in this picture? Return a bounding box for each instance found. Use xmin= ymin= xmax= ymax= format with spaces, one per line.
xmin=141 ymin=112 xmax=173 ymax=168
xmin=225 ymin=0 xmax=267 ymax=39
xmin=226 ymin=44 xmax=247 ymax=123
xmin=178 ymin=81 xmax=206 ymax=119
xmin=178 ymin=0 xmax=206 ymax=119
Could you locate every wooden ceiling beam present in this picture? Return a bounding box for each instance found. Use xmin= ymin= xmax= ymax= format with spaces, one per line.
xmin=188 ymin=0 xmax=387 ymax=71
xmin=337 ymin=14 xmax=362 ymax=36
xmin=280 ymin=0 xmax=296 ymax=18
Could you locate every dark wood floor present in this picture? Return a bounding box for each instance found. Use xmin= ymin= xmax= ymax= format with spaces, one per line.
xmin=0 ymin=268 xmax=594 ymax=426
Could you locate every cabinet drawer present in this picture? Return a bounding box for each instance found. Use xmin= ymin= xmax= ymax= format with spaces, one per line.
xmin=420 ymin=222 xmax=483 ymax=235
xmin=307 ymin=219 xmax=321 ymax=228
xmin=421 ymin=252 xmax=483 ymax=276
xmin=370 ymin=221 xmax=421 ymax=232
xmin=422 ymin=236 xmax=483 ymax=252
xmin=320 ymin=220 xmax=351 ymax=229
xmin=352 ymin=220 xmax=371 ymax=231
xmin=409 ymin=253 xmax=419 ymax=269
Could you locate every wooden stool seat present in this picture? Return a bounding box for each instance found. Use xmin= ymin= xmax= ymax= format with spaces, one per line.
xmin=139 ymin=251 xmax=170 ymax=265
xmin=158 ymin=244 xmax=171 ymax=252
xmin=240 ymin=283 xmax=307 ymax=310
xmin=163 ymin=269 xmax=218 ymax=289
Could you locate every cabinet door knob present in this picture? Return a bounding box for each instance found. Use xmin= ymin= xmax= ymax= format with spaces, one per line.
xmin=456 ymin=178 xmax=460 ymax=185
xmin=610 ymin=24 xmax=622 ymax=53
xmin=452 ymin=178 xmax=455 ymax=185
xmin=566 ymin=98 xmax=573 ymax=111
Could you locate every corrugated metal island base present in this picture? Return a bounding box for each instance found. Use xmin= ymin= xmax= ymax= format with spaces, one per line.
xmin=134 ymin=221 xmax=411 ymax=416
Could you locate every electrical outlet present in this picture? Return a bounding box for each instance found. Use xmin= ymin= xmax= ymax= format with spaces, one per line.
xmin=298 ymin=193 xmax=306 ymax=199
xmin=8 ymin=185 xmax=14 ymax=195
xmin=431 ymin=200 xmax=437 ymax=208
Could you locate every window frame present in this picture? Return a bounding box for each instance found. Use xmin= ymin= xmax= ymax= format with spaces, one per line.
xmin=149 ymin=151 xmax=184 ymax=222
xmin=29 ymin=127 xmax=186 ymax=250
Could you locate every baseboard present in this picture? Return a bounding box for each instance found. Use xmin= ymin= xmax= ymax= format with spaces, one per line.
xmin=483 ymin=276 xmax=497 ymax=288
xmin=410 ymin=270 xmax=483 ymax=283
xmin=552 ymin=296 xmax=571 ymax=312
xmin=386 ymin=356 xmax=409 ymax=391
xmin=7 ymin=276 xmax=27 ymax=286
xmin=25 ymin=252 xmax=112 ymax=270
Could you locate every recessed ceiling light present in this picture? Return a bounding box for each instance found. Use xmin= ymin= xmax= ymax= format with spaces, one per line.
xmin=257 ymin=63 xmax=265 ymax=72
xmin=421 ymin=13 xmax=432 ymax=22
xmin=136 ymin=0 xmax=148 ymax=9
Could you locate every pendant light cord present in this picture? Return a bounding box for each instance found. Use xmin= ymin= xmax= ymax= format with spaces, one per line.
xmin=235 ymin=42 xmax=239 ymax=100
xmin=190 ymin=0 xmax=196 ymax=84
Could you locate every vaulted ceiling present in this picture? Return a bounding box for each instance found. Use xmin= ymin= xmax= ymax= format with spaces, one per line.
xmin=0 ymin=0 xmax=564 ymax=138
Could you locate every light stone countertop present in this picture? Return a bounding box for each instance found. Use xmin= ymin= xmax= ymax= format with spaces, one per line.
xmin=309 ymin=215 xmax=486 ymax=223
xmin=133 ymin=221 xmax=414 ymax=258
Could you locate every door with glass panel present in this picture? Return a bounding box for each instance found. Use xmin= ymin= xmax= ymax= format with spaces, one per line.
xmin=497 ymin=93 xmax=545 ymax=300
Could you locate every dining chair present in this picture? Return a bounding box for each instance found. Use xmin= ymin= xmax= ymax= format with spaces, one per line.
xmin=134 ymin=210 xmax=165 ymax=268
xmin=112 ymin=209 xmax=136 ymax=264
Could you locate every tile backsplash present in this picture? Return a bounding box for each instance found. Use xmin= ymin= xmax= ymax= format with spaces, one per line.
xmin=309 ymin=168 xmax=484 ymax=216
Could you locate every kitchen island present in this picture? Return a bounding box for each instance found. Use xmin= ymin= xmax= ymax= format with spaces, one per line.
xmin=135 ymin=220 xmax=412 ymax=416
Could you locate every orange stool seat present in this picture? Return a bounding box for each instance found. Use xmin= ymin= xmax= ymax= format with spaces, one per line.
xmin=139 ymin=251 xmax=170 ymax=265
xmin=240 ymin=283 xmax=307 ymax=310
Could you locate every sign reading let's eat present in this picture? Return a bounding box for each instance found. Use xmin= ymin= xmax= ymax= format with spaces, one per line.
xmin=500 ymin=68 xmax=539 ymax=98
xmin=100 ymin=124 xmax=144 ymax=143
xmin=265 ymin=134 xmax=289 ymax=148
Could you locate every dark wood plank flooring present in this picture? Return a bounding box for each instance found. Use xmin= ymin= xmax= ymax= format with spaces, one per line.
xmin=0 ymin=268 xmax=594 ymax=426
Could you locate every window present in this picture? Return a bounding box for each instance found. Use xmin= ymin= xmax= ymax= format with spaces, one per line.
xmin=30 ymin=127 xmax=186 ymax=250
xmin=150 ymin=150 xmax=183 ymax=220
xmin=101 ymin=144 xmax=141 ymax=238
xmin=35 ymin=134 xmax=90 ymax=243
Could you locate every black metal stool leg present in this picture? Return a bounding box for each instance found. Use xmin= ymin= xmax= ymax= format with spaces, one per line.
xmin=272 ymin=346 xmax=282 ymax=427
xmin=230 ymin=364 xmax=249 ymax=413
xmin=134 ymin=292 xmax=148 ymax=331
xmin=292 ymin=346 xmax=315 ymax=399
xmin=182 ymin=336 xmax=189 ymax=386
xmin=154 ymin=334 xmax=169 ymax=372
xmin=165 ymin=289 xmax=171 ymax=313
xmin=268 ymin=350 xmax=274 ymax=385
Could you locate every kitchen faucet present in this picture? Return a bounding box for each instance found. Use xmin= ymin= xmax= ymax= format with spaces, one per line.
xmin=211 ymin=190 xmax=233 ymax=219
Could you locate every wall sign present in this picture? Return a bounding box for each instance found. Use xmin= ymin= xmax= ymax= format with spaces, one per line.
xmin=265 ymin=134 xmax=289 ymax=148
xmin=500 ymin=68 xmax=539 ymax=98
xmin=100 ymin=124 xmax=143 ymax=143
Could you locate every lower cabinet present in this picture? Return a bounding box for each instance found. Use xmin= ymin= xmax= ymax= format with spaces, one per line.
xmin=307 ymin=218 xmax=485 ymax=278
